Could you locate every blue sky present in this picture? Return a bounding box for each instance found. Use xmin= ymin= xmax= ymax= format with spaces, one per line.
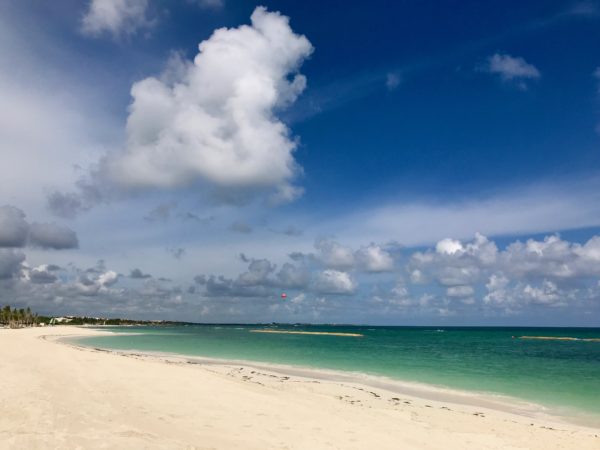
xmin=1 ymin=0 xmax=600 ymax=325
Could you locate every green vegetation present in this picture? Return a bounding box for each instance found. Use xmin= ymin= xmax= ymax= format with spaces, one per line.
xmin=0 ymin=305 xmax=40 ymax=328
xmin=58 ymin=317 xmax=170 ymax=326
xmin=0 ymin=306 xmax=188 ymax=328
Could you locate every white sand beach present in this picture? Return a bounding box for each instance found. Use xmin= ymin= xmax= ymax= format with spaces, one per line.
xmin=0 ymin=326 xmax=598 ymax=449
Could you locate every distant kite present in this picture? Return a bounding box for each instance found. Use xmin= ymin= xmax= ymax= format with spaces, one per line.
xmin=281 ymin=293 xmax=287 ymax=300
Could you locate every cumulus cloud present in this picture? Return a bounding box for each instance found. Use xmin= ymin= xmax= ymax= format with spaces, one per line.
xmin=435 ymin=238 xmax=464 ymax=255
xmin=410 ymin=233 xmax=497 ymax=287
xmin=4 ymin=231 xmax=600 ymax=322
xmin=105 ymin=7 xmax=313 ymax=204
xmin=521 ymin=280 xmax=563 ymax=306
xmin=409 ymin=232 xmax=600 ymax=313
xmin=0 ymin=205 xmax=78 ymax=250
xmin=194 ymin=255 xmax=310 ymax=298
xmin=446 ymin=285 xmax=475 ymax=298
xmin=485 ymin=53 xmax=540 ymax=89
xmin=314 ymin=238 xmax=355 ymax=269
xmin=355 ymin=244 xmax=394 ymax=272
xmin=81 ymin=0 xmax=153 ymax=38
xmin=483 ymin=276 xmax=575 ymax=310
xmin=291 ymin=238 xmax=395 ymax=274
xmin=68 ymin=267 xmax=120 ymax=296
xmin=237 ymin=258 xmax=276 ymax=286
xmin=500 ymin=234 xmax=600 ymax=279
xmin=276 ymin=262 xmax=310 ymax=288
xmin=27 ymin=265 xmax=59 ymax=284
xmin=313 ymin=270 xmax=356 ymax=294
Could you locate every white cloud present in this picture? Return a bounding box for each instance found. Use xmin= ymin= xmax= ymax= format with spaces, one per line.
xmin=500 ymin=235 xmax=600 ymax=279
xmin=97 ymin=270 xmax=119 ymax=287
xmin=414 ymin=233 xmax=600 ymax=286
xmin=314 ymin=238 xmax=355 ymax=269
xmin=487 ymin=53 xmax=540 ymax=80
xmin=411 ymin=233 xmax=497 ymax=287
xmin=410 ymin=269 xmax=426 ymax=284
xmin=236 ymin=258 xmax=275 ymax=286
xmin=276 ymin=262 xmax=310 ymax=288
xmin=106 ymin=7 xmax=313 ymax=204
xmin=522 ymin=280 xmax=562 ymax=306
xmin=484 ymin=276 xmax=573 ymax=310
xmin=81 ymin=0 xmax=153 ymax=38
xmin=410 ymin=233 xmax=600 ymax=313
xmin=436 ymin=238 xmax=463 ymax=255
xmin=483 ymin=273 xmax=511 ymax=307
xmin=27 ymin=264 xmax=59 ymax=284
xmin=446 ymin=285 xmax=474 ymax=298
xmin=301 ymin=238 xmax=394 ymax=272
xmin=355 ymin=244 xmax=394 ymax=272
xmin=485 ymin=53 xmax=540 ymax=89
xmin=313 ymin=270 xmax=356 ymax=294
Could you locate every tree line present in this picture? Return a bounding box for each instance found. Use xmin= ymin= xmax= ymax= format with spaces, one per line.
xmin=0 ymin=305 xmax=41 ymax=328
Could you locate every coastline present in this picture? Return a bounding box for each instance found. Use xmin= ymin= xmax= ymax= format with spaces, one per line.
xmin=66 ymin=325 xmax=600 ymax=426
xmin=63 ymin=334 xmax=594 ymax=426
xmin=1 ymin=326 xmax=599 ymax=449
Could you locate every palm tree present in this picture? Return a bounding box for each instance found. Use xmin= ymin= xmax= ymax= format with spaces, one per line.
xmin=1 ymin=305 xmax=40 ymax=328
xmin=0 ymin=305 xmax=8 ymax=324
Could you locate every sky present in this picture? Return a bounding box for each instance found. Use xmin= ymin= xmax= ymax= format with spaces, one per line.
xmin=1 ymin=0 xmax=600 ymax=325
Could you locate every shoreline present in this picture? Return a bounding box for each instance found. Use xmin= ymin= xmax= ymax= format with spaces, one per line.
xmin=2 ymin=326 xmax=599 ymax=449
xmin=64 ymin=327 xmax=600 ymax=428
xmin=58 ymin=338 xmax=555 ymax=417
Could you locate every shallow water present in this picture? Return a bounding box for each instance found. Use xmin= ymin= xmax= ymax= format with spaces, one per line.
xmin=72 ymin=325 xmax=600 ymax=418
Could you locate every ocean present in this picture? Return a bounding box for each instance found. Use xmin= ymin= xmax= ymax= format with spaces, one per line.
xmin=70 ymin=325 xmax=600 ymax=421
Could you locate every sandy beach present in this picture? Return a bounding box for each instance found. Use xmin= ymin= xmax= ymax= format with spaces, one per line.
xmin=0 ymin=327 xmax=598 ymax=449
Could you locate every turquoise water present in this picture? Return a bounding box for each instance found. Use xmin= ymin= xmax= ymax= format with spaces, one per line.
xmin=72 ymin=325 xmax=600 ymax=419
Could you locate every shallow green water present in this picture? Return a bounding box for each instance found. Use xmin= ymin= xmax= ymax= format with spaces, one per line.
xmin=72 ymin=325 xmax=600 ymax=418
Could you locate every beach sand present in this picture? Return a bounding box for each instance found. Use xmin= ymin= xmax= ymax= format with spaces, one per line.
xmin=0 ymin=327 xmax=598 ymax=449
